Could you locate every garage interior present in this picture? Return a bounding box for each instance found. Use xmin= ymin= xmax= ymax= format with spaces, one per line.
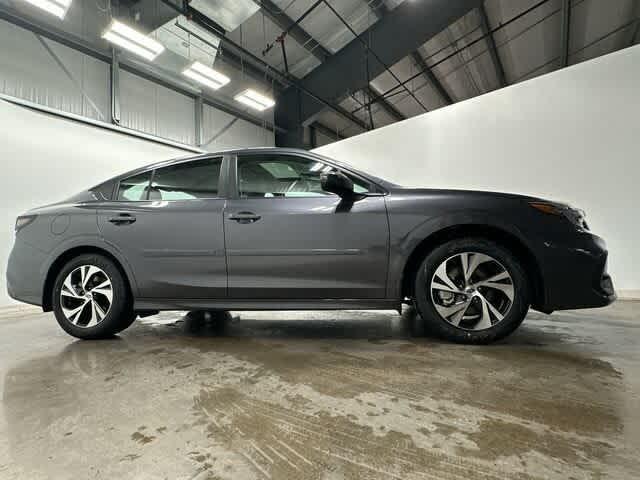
xmin=0 ymin=0 xmax=639 ymax=479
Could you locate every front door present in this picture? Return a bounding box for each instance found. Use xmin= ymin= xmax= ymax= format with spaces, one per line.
xmin=224 ymin=153 xmax=389 ymax=299
xmin=97 ymin=156 xmax=227 ymax=299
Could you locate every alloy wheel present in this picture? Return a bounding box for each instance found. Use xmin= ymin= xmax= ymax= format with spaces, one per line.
xmin=59 ymin=265 xmax=113 ymax=328
xmin=430 ymin=252 xmax=514 ymax=331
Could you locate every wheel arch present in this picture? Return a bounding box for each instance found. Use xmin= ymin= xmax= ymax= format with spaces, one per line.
xmin=42 ymin=245 xmax=134 ymax=312
xmin=400 ymin=224 xmax=545 ymax=309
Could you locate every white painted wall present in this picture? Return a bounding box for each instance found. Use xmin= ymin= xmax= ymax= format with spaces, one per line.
xmin=316 ymin=45 xmax=640 ymax=297
xmin=0 ymin=100 xmax=189 ymax=307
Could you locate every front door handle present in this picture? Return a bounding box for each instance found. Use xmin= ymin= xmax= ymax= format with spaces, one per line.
xmin=108 ymin=213 xmax=136 ymax=225
xmin=228 ymin=211 xmax=261 ymax=224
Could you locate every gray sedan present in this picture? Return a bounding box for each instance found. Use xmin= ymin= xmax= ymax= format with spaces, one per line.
xmin=7 ymin=148 xmax=615 ymax=343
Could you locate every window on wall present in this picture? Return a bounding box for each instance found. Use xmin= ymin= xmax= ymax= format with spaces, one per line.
xmin=117 ymin=171 xmax=152 ymax=201
xmin=149 ymin=157 xmax=222 ymax=200
xmin=237 ymin=155 xmax=371 ymax=198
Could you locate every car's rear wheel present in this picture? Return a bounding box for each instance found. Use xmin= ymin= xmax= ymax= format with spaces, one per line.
xmin=52 ymin=254 xmax=132 ymax=339
xmin=414 ymin=238 xmax=530 ymax=344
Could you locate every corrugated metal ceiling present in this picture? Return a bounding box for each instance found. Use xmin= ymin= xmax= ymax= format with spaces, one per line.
xmin=2 ymin=0 xmax=637 ymax=142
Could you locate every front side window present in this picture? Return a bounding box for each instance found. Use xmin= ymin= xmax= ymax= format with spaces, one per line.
xmin=150 ymin=158 xmax=222 ymax=200
xmin=237 ymin=154 xmax=370 ymax=198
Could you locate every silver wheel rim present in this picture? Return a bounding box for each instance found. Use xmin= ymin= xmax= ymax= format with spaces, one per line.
xmin=60 ymin=265 xmax=113 ymax=328
xmin=430 ymin=252 xmax=514 ymax=331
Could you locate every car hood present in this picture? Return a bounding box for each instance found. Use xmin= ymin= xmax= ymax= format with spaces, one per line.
xmin=387 ymin=187 xmax=554 ymax=204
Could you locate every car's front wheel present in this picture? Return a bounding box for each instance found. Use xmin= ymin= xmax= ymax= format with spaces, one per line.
xmin=414 ymin=238 xmax=530 ymax=344
xmin=52 ymin=254 xmax=132 ymax=339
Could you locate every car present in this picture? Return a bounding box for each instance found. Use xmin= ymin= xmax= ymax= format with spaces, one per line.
xmin=6 ymin=147 xmax=615 ymax=343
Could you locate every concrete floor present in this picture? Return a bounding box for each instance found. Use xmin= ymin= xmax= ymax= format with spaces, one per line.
xmin=0 ymin=303 xmax=638 ymax=480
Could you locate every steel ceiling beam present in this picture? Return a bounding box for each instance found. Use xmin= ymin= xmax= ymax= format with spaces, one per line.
xmin=559 ymin=0 xmax=571 ymax=68
xmin=370 ymin=2 xmax=452 ymax=106
xmin=252 ymin=0 xmax=404 ymax=128
xmin=478 ymin=4 xmax=507 ymax=87
xmin=275 ymin=0 xmax=481 ymax=140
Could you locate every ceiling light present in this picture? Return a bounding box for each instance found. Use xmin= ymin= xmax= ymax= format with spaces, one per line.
xmin=234 ymin=89 xmax=275 ymax=111
xmin=102 ymin=20 xmax=164 ymax=61
xmin=22 ymin=0 xmax=72 ymax=19
xmin=183 ymin=62 xmax=230 ymax=90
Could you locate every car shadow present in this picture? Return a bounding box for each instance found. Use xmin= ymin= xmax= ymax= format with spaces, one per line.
xmin=125 ymin=306 xmax=583 ymax=351
xmin=144 ymin=306 xmax=431 ymax=341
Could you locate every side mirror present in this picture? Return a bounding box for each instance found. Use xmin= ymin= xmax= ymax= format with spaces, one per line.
xmin=321 ymin=171 xmax=354 ymax=198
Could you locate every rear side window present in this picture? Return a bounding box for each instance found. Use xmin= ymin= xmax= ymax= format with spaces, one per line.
xmin=117 ymin=171 xmax=152 ymax=201
xmin=150 ymin=158 xmax=222 ymax=200
xmin=116 ymin=158 xmax=222 ymax=201
xmin=91 ymin=180 xmax=115 ymax=200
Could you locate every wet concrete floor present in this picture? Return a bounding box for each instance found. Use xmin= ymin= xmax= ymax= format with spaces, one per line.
xmin=0 ymin=302 xmax=638 ymax=479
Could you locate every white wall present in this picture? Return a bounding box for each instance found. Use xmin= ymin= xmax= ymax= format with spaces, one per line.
xmin=316 ymin=45 xmax=640 ymax=297
xmin=0 ymin=100 xmax=189 ymax=307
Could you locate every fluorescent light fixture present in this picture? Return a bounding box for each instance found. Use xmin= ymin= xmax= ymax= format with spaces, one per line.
xmin=183 ymin=62 xmax=230 ymax=90
xmin=234 ymin=89 xmax=275 ymax=111
xmin=102 ymin=20 xmax=164 ymax=61
xmin=22 ymin=0 xmax=72 ymax=19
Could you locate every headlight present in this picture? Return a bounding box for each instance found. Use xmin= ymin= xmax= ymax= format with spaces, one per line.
xmin=529 ymin=202 xmax=589 ymax=230
xmin=15 ymin=215 xmax=37 ymax=233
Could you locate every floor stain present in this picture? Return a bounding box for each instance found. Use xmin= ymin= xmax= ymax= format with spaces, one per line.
xmin=131 ymin=432 xmax=156 ymax=445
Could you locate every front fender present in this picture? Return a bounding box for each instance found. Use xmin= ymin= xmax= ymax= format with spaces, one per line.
xmin=386 ymin=209 xmax=533 ymax=299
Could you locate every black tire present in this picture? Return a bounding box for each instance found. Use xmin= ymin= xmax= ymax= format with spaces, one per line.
xmin=414 ymin=238 xmax=530 ymax=344
xmin=114 ymin=311 xmax=138 ymax=334
xmin=52 ymin=254 xmax=132 ymax=340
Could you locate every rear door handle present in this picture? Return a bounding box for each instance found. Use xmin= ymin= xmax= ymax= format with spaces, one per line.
xmin=108 ymin=213 xmax=136 ymax=225
xmin=228 ymin=211 xmax=261 ymax=224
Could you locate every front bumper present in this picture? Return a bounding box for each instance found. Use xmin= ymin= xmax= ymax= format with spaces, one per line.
xmin=535 ymin=231 xmax=616 ymax=312
xmin=6 ymin=239 xmax=47 ymax=307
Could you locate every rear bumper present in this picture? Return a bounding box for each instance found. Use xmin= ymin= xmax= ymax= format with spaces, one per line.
xmin=535 ymin=231 xmax=616 ymax=312
xmin=6 ymin=239 xmax=46 ymax=307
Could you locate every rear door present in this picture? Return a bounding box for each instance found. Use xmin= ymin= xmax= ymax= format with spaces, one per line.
xmin=224 ymin=152 xmax=389 ymax=299
xmin=97 ymin=156 xmax=228 ymax=299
